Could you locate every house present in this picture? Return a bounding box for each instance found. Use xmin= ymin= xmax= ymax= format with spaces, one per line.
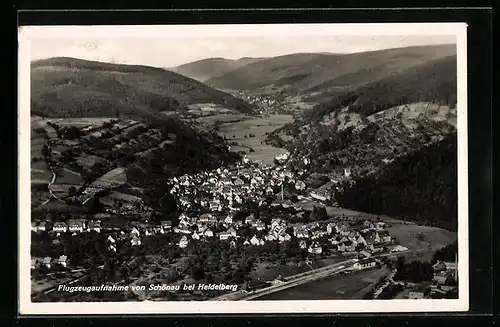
xmin=229 ymin=240 xmax=237 ymax=248
xmin=219 ymin=231 xmax=232 ymax=241
xmin=234 ymin=178 xmax=245 ymax=186
xmin=130 ymin=227 xmax=140 ymax=237
xmin=192 ymin=232 xmax=200 ymax=240
xmin=131 ymin=235 xmax=141 ymax=246
xmin=375 ymin=221 xmax=386 ymax=231
xmin=299 ymin=240 xmax=307 ymax=249
xmin=265 ymin=234 xmax=277 ymax=241
xmin=243 ymin=239 xmax=250 ymax=246
xmin=224 ymin=215 xmax=233 ymax=225
xmin=295 ymin=228 xmax=309 ymax=239
xmin=337 ymin=243 xmax=346 ymax=252
xmin=209 ymin=200 xmax=222 ymax=212
xmin=433 ymin=272 xmax=449 ymax=285
xmin=32 ymin=221 xmax=47 ymax=232
xmin=295 ymin=180 xmax=306 ymax=191
xmin=204 ymin=229 xmax=214 ymax=238
xmin=278 ymin=233 xmax=292 ymax=243
xmin=310 ymin=191 xmax=330 ymax=202
xmin=58 ymin=255 xmax=69 ymax=268
xmin=356 ymin=235 xmax=367 ymax=246
xmin=52 ymin=222 xmax=68 ymax=233
xmin=344 ymin=240 xmax=356 ymax=252
xmin=444 ymin=261 xmax=458 ymax=271
xmin=160 ymin=221 xmax=172 ymax=233
xmin=245 ymin=214 xmax=256 ymax=225
xmin=353 ymin=259 xmax=377 ymax=270
xmin=87 ymin=220 xmax=102 ymax=233
xmin=179 ymin=235 xmax=189 ymax=248
xmin=227 ymin=227 xmax=237 ymax=237
xmin=270 ymin=218 xmax=284 ymax=230
xmin=344 ymin=167 xmax=351 ymax=178
xmin=250 ymin=235 xmax=260 ymax=246
xmin=378 ymin=230 xmax=392 ymax=244
xmin=308 ymin=242 xmax=322 ymax=254
xmin=42 ymin=257 xmax=52 ymax=269
xmin=31 ymin=258 xmax=40 ymax=269
xmin=253 ymin=221 xmax=266 ymax=231
xmin=68 ymin=219 xmax=86 ymax=233
xmin=326 ymin=223 xmax=338 ymax=235
xmin=198 ymin=213 xmax=214 ymax=224
xmin=390 ymin=245 xmax=408 ymax=253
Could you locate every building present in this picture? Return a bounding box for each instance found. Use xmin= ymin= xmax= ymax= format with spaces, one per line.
xmin=131 ymin=235 xmax=141 ymax=246
xmin=227 ymin=227 xmax=237 ymax=237
xmin=224 ymin=215 xmax=233 ymax=225
xmin=179 ymin=235 xmax=189 ymax=248
xmin=87 ymin=220 xmax=102 ymax=233
xmin=52 ymin=222 xmax=68 ymax=233
xmin=278 ymin=233 xmax=292 ymax=243
xmin=308 ymin=242 xmax=322 ymax=254
xmin=265 ymin=234 xmax=276 ymax=241
xmin=42 ymin=257 xmax=52 ymax=269
xmin=295 ymin=180 xmax=306 ymax=191
xmin=353 ymin=259 xmax=377 ymax=270
xmin=58 ymin=255 xmax=69 ymax=268
xmin=68 ymin=219 xmax=86 ymax=233
xmin=130 ymin=227 xmax=140 ymax=237
xmin=219 ymin=232 xmax=232 ymax=241
xmin=160 ymin=221 xmax=172 ymax=233
xmin=378 ymin=230 xmax=392 ymax=244
xmin=250 ymin=235 xmax=260 ymax=246
xmin=204 ymin=229 xmax=214 ymax=238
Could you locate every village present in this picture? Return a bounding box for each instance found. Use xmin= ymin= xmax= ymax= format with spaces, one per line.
xmin=30 ymin=149 xmax=457 ymax=301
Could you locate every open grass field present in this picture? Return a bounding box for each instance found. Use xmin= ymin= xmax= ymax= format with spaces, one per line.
xmin=387 ymin=224 xmax=457 ymax=262
xmin=257 ymin=266 xmax=391 ymax=300
xmin=76 ymin=155 xmax=107 ymax=170
xmin=54 ymin=168 xmax=84 ymax=185
xmin=100 ymin=191 xmax=142 ymax=206
xmin=91 ymin=167 xmax=127 ymax=188
xmin=218 ymin=114 xmax=294 ymax=165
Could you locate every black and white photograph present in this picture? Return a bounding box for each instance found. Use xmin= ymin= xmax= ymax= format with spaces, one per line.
xmin=18 ymin=23 xmax=468 ymax=314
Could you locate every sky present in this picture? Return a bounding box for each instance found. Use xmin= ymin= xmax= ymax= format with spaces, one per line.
xmin=27 ymin=26 xmax=457 ymax=68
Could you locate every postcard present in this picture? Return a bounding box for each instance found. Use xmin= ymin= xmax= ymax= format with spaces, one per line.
xmin=18 ymin=22 xmax=468 ymax=314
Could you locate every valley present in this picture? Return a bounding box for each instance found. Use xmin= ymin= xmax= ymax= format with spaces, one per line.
xmin=29 ymin=42 xmax=459 ymax=303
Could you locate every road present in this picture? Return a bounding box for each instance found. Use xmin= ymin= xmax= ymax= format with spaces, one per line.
xmin=210 ymin=250 xmax=411 ymax=301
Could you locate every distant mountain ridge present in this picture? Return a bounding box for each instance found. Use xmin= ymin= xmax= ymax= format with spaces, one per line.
xmin=205 ymin=45 xmax=457 ymax=99
xmin=31 ymin=57 xmax=255 ymax=120
xmin=168 ymin=57 xmax=266 ymax=82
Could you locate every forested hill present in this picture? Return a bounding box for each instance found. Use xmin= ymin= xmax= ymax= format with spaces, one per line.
xmin=335 ymin=132 xmax=458 ymax=231
xmin=31 ymin=57 xmax=255 ymax=119
xmin=307 ymin=55 xmax=457 ymax=120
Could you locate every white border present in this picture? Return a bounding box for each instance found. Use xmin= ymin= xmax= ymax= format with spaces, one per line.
xmin=18 ymin=23 xmax=468 ymax=315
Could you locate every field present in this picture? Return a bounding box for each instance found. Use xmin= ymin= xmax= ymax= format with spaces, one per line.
xmin=217 ymin=114 xmax=294 ymax=165
xmin=387 ymin=224 xmax=457 ymax=262
xmin=100 ymin=191 xmax=142 ymax=206
xmin=91 ymin=167 xmax=127 ymax=188
xmin=54 ymin=168 xmax=84 ymax=185
xmin=257 ymin=266 xmax=391 ymax=300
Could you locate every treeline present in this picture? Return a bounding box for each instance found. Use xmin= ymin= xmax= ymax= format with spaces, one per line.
xmin=336 ymin=132 xmax=458 ymax=231
xmin=307 ymin=55 xmax=457 ymax=120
